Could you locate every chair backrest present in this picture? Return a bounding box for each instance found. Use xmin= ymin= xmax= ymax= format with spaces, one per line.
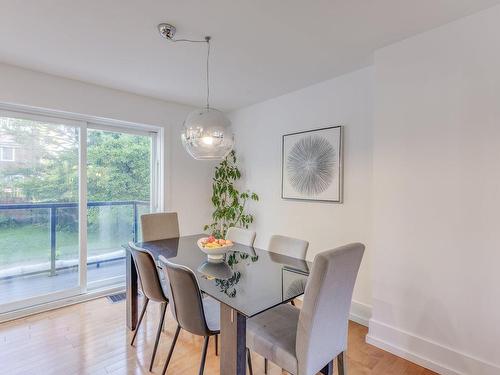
xmin=268 ymin=234 xmax=309 ymax=260
xmin=296 ymin=243 xmax=365 ymax=375
xmin=141 ymin=212 xmax=179 ymax=242
xmin=226 ymin=227 xmax=256 ymax=246
xmin=128 ymin=242 xmax=167 ymax=303
xmin=161 ymin=260 xmax=212 ymax=337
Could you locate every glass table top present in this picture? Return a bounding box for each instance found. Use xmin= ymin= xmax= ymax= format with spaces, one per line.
xmin=134 ymin=234 xmax=310 ymax=317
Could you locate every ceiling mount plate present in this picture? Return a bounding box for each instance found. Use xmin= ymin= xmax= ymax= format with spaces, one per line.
xmin=158 ymin=23 xmax=176 ymax=39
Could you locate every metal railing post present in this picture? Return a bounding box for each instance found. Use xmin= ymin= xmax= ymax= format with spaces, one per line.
xmin=133 ymin=201 xmax=138 ymax=242
xmin=50 ymin=206 xmax=57 ymax=276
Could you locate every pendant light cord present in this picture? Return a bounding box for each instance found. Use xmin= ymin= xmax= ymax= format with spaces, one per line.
xmin=169 ymin=36 xmax=211 ymax=109
xmin=206 ymin=37 xmax=210 ymax=109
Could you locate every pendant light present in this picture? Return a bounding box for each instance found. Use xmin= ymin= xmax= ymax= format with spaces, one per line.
xmin=158 ymin=23 xmax=234 ymax=160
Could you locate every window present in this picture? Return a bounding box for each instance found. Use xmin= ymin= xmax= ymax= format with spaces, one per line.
xmin=0 ymin=147 xmax=15 ymax=161
xmin=0 ymin=106 xmax=162 ymax=317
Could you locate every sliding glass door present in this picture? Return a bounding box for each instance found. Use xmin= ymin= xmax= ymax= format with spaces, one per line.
xmin=0 ymin=110 xmax=158 ymax=315
xmin=0 ymin=112 xmax=83 ymax=312
xmin=86 ymin=127 xmax=153 ymax=289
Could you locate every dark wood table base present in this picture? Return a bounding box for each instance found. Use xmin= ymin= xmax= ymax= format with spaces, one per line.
xmin=220 ymin=303 xmax=247 ymax=375
xmin=126 ymin=250 xmax=138 ymax=330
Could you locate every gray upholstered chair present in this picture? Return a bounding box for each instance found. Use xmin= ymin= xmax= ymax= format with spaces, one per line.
xmin=268 ymin=234 xmax=309 ymax=260
xmin=128 ymin=242 xmax=169 ymax=371
xmin=246 ymin=243 xmax=365 ymax=375
xmin=140 ymin=212 xmax=179 ymax=242
xmin=158 ymin=256 xmax=220 ymax=375
xmin=139 ymin=211 xmax=180 ymax=323
xmin=226 ymin=226 xmax=256 ymax=246
xmin=260 ymin=234 xmax=309 ymax=372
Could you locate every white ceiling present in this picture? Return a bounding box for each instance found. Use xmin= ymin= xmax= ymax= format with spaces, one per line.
xmin=1 ymin=0 xmax=499 ymax=110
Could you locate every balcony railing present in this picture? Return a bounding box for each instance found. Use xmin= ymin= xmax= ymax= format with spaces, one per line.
xmin=0 ymin=200 xmax=149 ymax=278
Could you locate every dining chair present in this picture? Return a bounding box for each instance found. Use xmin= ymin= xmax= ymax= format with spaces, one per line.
xmin=226 ymin=226 xmax=256 ymax=246
xmin=258 ymin=234 xmax=309 ymax=373
xmin=246 ymin=243 xmax=365 ymax=375
xmin=158 ymin=256 xmax=221 ymax=375
xmin=140 ymin=212 xmax=179 ymax=242
xmin=128 ymin=242 xmax=170 ymax=371
xmin=268 ymin=234 xmax=309 ymax=260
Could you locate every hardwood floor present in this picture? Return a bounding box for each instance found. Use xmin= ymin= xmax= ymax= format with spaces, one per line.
xmin=0 ymin=297 xmax=437 ymax=375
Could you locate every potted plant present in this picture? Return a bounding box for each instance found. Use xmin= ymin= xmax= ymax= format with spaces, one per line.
xmin=204 ymin=150 xmax=258 ymax=238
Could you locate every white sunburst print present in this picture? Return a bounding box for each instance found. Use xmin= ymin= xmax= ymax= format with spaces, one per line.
xmin=286 ymin=135 xmax=336 ymax=195
xmin=282 ymin=126 xmax=342 ymax=202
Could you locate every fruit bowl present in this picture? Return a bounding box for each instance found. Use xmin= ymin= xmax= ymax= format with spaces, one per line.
xmin=197 ymin=236 xmax=234 ymax=262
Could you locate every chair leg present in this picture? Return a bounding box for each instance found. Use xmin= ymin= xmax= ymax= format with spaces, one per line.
xmin=149 ymin=302 xmax=168 ymax=371
xmin=246 ymin=348 xmax=253 ymax=375
xmin=199 ymin=336 xmax=210 ymax=375
xmin=131 ymin=297 xmax=149 ymax=346
xmin=320 ymin=360 xmax=334 ymax=375
xmin=161 ymin=325 xmax=181 ymax=375
xmin=264 ymin=358 xmax=268 ymax=374
xmin=337 ymin=351 xmax=347 ymax=375
xmin=215 ymin=334 xmax=218 ymax=356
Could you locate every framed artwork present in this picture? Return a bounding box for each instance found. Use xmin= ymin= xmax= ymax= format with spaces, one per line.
xmin=281 ymin=126 xmax=343 ymax=203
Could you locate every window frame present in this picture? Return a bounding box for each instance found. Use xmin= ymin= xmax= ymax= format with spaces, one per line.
xmin=0 ymin=146 xmax=15 ymax=162
xmin=0 ymin=102 xmax=164 ymax=320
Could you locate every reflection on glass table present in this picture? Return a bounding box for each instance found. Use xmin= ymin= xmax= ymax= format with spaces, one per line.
xmin=282 ymin=266 xmax=309 ymax=301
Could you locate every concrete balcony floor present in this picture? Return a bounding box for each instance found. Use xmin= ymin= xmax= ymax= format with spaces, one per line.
xmin=0 ymin=258 xmax=125 ymax=306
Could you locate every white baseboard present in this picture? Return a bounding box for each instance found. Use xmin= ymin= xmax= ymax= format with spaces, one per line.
xmin=0 ymin=285 xmax=125 ymax=324
xmin=349 ymin=300 xmax=371 ymax=327
xmin=367 ymin=319 xmax=500 ymax=375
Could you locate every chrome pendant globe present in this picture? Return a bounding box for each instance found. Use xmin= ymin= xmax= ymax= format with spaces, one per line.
xmin=157 ymin=24 xmax=234 ymax=160
xmin=181 ymin=108 xmax=234 ymax=160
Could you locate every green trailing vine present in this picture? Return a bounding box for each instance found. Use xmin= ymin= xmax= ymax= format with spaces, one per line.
xmin=204 ymin=150 xmax=259 ymax=238
xmin=215 ymin=252 xmax=259 ymax=298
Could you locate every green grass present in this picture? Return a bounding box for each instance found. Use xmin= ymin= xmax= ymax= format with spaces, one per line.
xmin=0 ymin=225 xmax=131 ymax=269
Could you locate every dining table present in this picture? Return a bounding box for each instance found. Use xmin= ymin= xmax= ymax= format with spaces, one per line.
xmin=126 ymin=233 xmax=312 ymax=375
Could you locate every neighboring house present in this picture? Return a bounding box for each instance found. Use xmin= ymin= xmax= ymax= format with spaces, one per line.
xmin=0 ymin=135 xmax=20 ymax=165
xmin=0 ymin=132 xmax=30 ymax=202
xmin=1 ymin=121 xmax=77 ymax=203
xmin=0 ymin=131 xmax=39 ymax=168
xmin=0 ymin=144 xmax=16 ymax=162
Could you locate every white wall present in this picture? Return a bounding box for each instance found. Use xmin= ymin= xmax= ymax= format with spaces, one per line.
xmin=229 ymin=67 xmax=374 ymax=322
xmin=0 ymin=62 xmax=214 ymax=234
xmin=368 ymin=5 xmax=500 ymax=375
